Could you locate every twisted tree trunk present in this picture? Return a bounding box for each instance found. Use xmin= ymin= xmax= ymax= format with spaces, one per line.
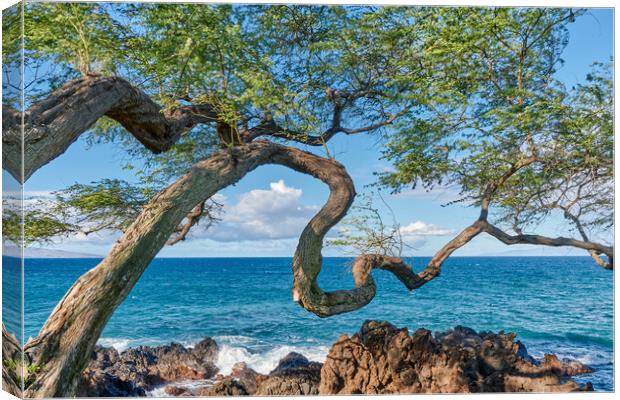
xmin=21 ymin=136 xmax=450 ymax=396
xmin=2 ymin=324 xmax=22 ymax=397
xmin=2 ymin=74 xmax=424 ymax=396
xmin=23 ymin=142 xmax=274 ymax=397
xmin=2 ymin=75 xmax=217 ymax=181
xmin=9 ymin=142 xmax=352 ymax=395
xmin=3 ymin=74 xmax=612 ymax=397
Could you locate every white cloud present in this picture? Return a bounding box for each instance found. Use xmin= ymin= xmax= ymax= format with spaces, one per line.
xmin=205 ymin=180 xmax=319 ymax=242
xmin=397 ymin=220 xmax=455 ymax=250
xmin=22 ymin=181 xmax=320 ymax=251
xmin=400 ymin=221 xmax=454 ymax=237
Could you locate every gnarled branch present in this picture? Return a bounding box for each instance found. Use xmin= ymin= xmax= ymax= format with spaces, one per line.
xmin=167 ymin=201 xmax=207 ymax=245
xmin=241 ymin=106 xmax=409 ymax=146
xmin=3 ymin=74 xmax=218 ymax=181
xmin=3 ymin=75 xmax=410 ymax=182
xmin=21 ymin=140 xmax=423 ymax=396
xmin=167 ymin=199 xmax=223 ymax=245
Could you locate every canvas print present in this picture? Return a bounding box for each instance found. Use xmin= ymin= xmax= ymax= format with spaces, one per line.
xmin=1 ymin=1 xmax=614 ymax=397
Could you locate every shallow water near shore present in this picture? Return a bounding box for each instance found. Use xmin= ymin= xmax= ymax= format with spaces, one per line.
xmin=6 ymin=256 xmax=614 ymax=392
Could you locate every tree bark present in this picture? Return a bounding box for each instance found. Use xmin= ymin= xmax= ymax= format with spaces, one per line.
xmin=22 ymin=138 xmax=449 ymax=396
xmin=5 ymin=73 xmax=612 ymax=397
xmin=2 ymin=324 xmax=22 ymax=397
xmin=23 ymin=142 xmax=276 ymax=397
xmin=562 ymin=209 xmax=613 ymax=269
xmin=589 ymin=251 xmax=613 ymax=270
xmin=482 ymin=222 xmax=613 ymax=256
xmin=2 ymin=75 xmax=217 ymax=181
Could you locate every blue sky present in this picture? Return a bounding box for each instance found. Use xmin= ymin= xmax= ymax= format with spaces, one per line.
xmin=17 ymin=8 xmax=614 ymax=258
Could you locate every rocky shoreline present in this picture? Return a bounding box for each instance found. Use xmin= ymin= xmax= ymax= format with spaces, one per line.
xmin=75 ymin=320 xmax=594 ymax=396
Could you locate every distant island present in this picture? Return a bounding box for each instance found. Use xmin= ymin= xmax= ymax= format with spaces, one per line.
xmin=3 ymin=246 xmax=100 ymax=259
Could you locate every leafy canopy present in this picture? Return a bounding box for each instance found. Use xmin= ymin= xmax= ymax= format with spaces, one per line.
xmin=4 ymin=4 xmax=611 ymax=246
xmin=376 ymin=8 xmax=612 ymax=238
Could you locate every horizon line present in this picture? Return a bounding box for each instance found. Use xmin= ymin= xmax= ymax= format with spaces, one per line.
xmin=7 ymin=254 xmax=598 ymax=260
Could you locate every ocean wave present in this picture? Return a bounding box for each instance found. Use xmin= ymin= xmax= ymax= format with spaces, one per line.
xmin=97 ymin=338 xmax=132 ymax=353
xmin=216 ymin=344 xmax=330 ymax=375
xmin=514 ymin=328 xmax=613 ymax=349
xmin=147 ymin=378 xmax=216 ymax=397
xmin=213 ymin=335 xmax=258 ymax=346
xmin=525 ymin=340 xmax=613 ymax=367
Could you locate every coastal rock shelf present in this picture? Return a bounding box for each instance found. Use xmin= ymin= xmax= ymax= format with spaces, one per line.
xmin=75 ymin=321 xmax=593 ymax=396
xmin=320 ymin=321 xmax=592 ymax=394
xmin=77 ymin=338 xmax=219 ymax=396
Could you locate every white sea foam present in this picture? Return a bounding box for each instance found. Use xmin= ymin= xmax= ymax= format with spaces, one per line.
xmin=97 ymin=338 xmax=132 ymax=353
xmin=145 ymin=342 xmax=329 ymax=397
xmin=147 ymin=378 xmax=216 ymax=397
xmin=572 ymin=350 xmax=612 ymax=366
xmin=215 ymin=344 xmax=330 ymax=375
xmin=527 ymin=342 xmax=612 ymax=367
xmin=213 ymin=335 xmax=258 ymax=346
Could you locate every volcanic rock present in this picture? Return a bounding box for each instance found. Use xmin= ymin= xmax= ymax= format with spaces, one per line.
xmin=255 ymin=352 xmax=322 ymax=395
xmin=319 ymin=320 xmax=593 ymax=394
xmin=77 ymin=337 xmax=219 ymax=396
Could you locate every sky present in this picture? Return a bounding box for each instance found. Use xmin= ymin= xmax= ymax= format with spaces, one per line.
xmin=10 ymin=7 xmax=614 ymax=258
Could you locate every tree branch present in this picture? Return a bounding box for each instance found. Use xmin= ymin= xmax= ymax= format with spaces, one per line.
xmin=167 ymin=201 xmax=207 ymax=245
xmin=167 ymin=199 xmax=222 ymax=245
xmin=2 ymin=74 xmax=218 ymax=181
xmin=242 ymin=106 xmax=409 ymax=146
xmin=21 ymin=140 xmax=425 ymax=395
xmin=3 ymin=75 xmax=410 ymax=182
xmin=482 ymin=221 xmax=613 ymax=256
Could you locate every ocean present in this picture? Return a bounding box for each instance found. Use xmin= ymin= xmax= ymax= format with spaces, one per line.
xmin=2 ymin=256 xmax=614 ymax=391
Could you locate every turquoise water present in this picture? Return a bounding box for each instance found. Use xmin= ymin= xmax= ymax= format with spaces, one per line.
xmin=3 ymin=256 xmax=614 ymax=391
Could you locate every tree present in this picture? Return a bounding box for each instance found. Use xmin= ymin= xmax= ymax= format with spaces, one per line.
xmin=2 ymin=3 xmax=418 ymax=396
xmin=377 ymin=8 xmax=613 ymax=271
xmin=1 ymin=4 xmax=612 ymax=397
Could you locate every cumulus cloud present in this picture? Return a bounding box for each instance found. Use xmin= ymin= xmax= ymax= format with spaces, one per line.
xmin=206 ymin=180 xmax=319 ymax=242
xmin=25 ymin=182 xmax=458 ymax=257
xmin=21 ymin=181 xmax=319 ymax=248
xmin=400 ymin=221 xmax=454 ymax=237
xmin=398 ymin=220 xmax=454 ymax=249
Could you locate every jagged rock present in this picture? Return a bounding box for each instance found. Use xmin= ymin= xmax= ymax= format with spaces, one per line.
xmin=191 ymin=337 xmax=219 ymax=364
xmin=200 ymin=353 xmax=323 ymax=396
xmin=75 ymin=323 xmax=594 ymax=397
xmin=164 ymin=385 xmax=191 ymax=396
xmin=76 ymin=345 xmax=148 ymax=396
xmin=77 ymin=369 xmax=147 ymax=397
xmin=199 ymin=378 xmax=249 ymax=396
xmin=77 ymin=337 xmax=219 ymax=396
xmin=255 ymin=352 xmax=322 ymax=395
xmin=269 ymin=352 xmax=312 ymax=375
xmin=319 ymin=320 xmax=593 ymax=394
xmin=146 ymin=341 xmax=218 ymax=382
xmin=560 ymin=358 xmax=593 ymax=376
xmin=230 ymin=362 xmax=262 ymax=394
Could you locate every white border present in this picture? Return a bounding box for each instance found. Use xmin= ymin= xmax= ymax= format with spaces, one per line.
xmin=0 ymin=1 xmax=616 ymax=399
